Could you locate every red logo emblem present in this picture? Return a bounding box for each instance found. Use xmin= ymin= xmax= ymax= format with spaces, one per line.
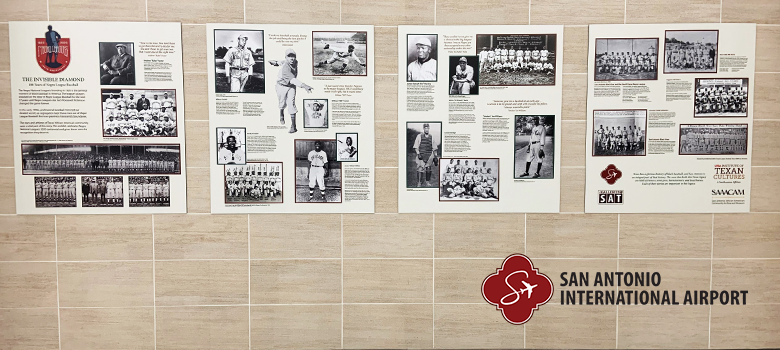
xmin=482 ymin=254 xmax=554 ymax=325
xmin=600 ymin=164 xmax=622 ymax=185
xmin=36 ymin=27 xmax=70 ymax=73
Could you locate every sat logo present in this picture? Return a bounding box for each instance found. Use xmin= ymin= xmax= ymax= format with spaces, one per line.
xmin=598 ymin=190 xmax=624 ymax=204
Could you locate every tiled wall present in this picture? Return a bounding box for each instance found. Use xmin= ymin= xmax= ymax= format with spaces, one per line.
xmin=0 ymin=1 xmax=779 ymax=349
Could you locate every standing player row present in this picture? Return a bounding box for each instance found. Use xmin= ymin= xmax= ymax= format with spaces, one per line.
xmin=34 ymin=175 xmax=169 ymax=208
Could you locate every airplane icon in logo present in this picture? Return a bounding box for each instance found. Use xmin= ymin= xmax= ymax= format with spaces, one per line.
xmin=499 ymin=271 xmax=539 ymax=305
xmin=520 ymin=281 xmax=537 ymax=298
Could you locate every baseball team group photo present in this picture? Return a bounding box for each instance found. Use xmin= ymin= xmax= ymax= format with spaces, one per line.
xmin=34 ymin=176 xmax=77 ymax=208
xmin=514 ymin=115 xmax=555 ymax=179
xmin=101 ymin=89 xmax=178 ymax=137
xmin=664 ymin=30 xmax=718 ymax=73
xmin=99 ymin=42 xmax=135 ymax=85
xmin=476 ymin=34 xmax=556 ymax=86
xmin=214 ymin=29 xmax=265 ymax=93
xmin=694 ymin=78 xmax=749 ymax=117
xmin=439 ymin=158 xmax=498 ymax=201
xmin=224 ymin=163 xmax=282 ymax=203
xmin=313 ymin=31 xmax=368 ymax=76
xmin=679 ymin=124 xmax=748 ymax=155
xmin=21 ymin=144 xmax=182 ymax=175
xmin=81 ymin=176 xmax=123 ymax=207
xmin=594 ymin=38 xmax=659 ymax=81
xmin=406 ymin=122 xmax=442 ymax=188
xmin=128 ymin=176 xmax=170 ymax=207
xmin=295 ymin=140 xmax=342 ymax=203
xmin=593 ymin=110 xmax=647 ymax=156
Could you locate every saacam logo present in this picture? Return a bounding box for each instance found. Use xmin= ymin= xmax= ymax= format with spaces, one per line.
xmin=482 ymin=254 xmax=554 ymax=325
xmin=712 ymin=189 xmax=745 ymax=196
xmin=600 ymin=164 xmax=622 ymax=185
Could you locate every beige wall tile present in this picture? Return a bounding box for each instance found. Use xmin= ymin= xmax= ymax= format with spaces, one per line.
xmin=618 ymin=306 xmax=709 ymax=348
xmin=375 ymin=26 xmax=398 ymax=60
xmin=156 ymin=260 xmax=248 ymax=306
xmin=714 ymin=213 xmax=780 ymax=258
xmin=58 ymin=261 xmax=153 ymax=307
xmin=563 ymin=26 xmax=588 ymax=74
xmin=0 ymin=24 xmax=7 ymax=71
xmin=562 ymin=73 xmax=587 ymax=120
xmin=343 ymin=304 xmax=432 ymax=349
xmin=711 ymin=304 xmax=780 ymax=349
xmin=56 ymin=215 xmax=152 ymax=261
xmin=376 ymin=122 xmax=398 ymax=167
xmin=0 ymin=119 xmax=10 ymax=167
xmin=435 ymin=258 xmax=502 ymax=303
xmin=155 ymin=214 xmax=247 ymax=259
xmin=0 ymin=0 xmax=48 ymax=21
xmin=147 ymin=0 xmax=242 ymax=23
xmin=754 ymin=73 xmax=779 ymax=120
xmin=375 ymin=168 xmax=398 ymax=213
xmin=49 ymin=0 xmax=146 ymax=21
xmin=434 ymin=304 xmax=524 ymax=349
xmin=752 ymin=167 xmax=780 ymax=212
xmin=182 ymin=25 xmax=207 ymax=73
xmin=619 ymin=259 xmax=710 ymax=292
xmin=186 ymin=168 xmax=210 ymax=213
xmin=251 ymin=305 xmax=341 ymax=349
xmin=246 ymin=0 xmax=339 ymax=24
xmin=530 ymin=0 xmax=624 ymax=25
xmin=156 ymin=306 xmax=249 ymax=350
xmin=0 ymin=215 xmax=55 ymax=261
xmin=344 ymin=214 xmax=431 ymax=257
xmin=60 ymin=308 xmax=154 ymax=350
xmin=626 ymin=0 xmax=720 ymax=23
xmin=722 ymin=0 xmax=780 ymax=24
xmin=376 ymin=75 xmax=398 ymax=121
xmin=0 ymin=168 xmax=14 ymax=213
xmin=434 ymin=214 xmax=523 ymax=258
xmin=184 ymin=73 xmax=208 ymax=121
xmin=341 ymin=0 xmax=435 ymax=25
xmin=525 ymin=306 xmax=616 ymax=348
xmin=756 ymin=27 xmax=780 ymax=73
xmin=619 ymin=214 xmax=712 ymax=258
xmin=0 ymin=308 xmax=59 ymax=350
xmin=712 ymin=259 xmax=780 ymax=304
xmin=250 ymin=214 xmax=340 ymax=259
xmin=0 ymin=73 xmax=10 ymax=124
xmin=251 ymin=260 xmax=340 ymax=304
xmin=752 ymin=120 xmax=780 ymax=166
xmin=376 ymin=55 xmax=397 ymax=75
xmin=0 ymin=262 xmax=57 ymax=308
xmin=562 ymin=121 xmax=585 ymax=167
xmin=185 ymin=121 xmax=209 ymax=168
xmin=533 ymin=258 xmax=618 ymax=292
xmin=344 ymin=259 xmax=431 ymax=303
xmin=561 ymin=167 xmax=585 ymax=212
xmin=526 ymin=214 xmax=618 ymax=258
xmin=437 ymin=0 xmax=528 ymax=25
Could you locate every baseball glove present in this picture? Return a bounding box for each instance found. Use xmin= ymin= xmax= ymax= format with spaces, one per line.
xmin=324 ymin=44 xmax=330 ymax=49
xmin=539 ymin=149 xmax=545 ymax=158
xmin=433 ymin=157 xmax=439 ymax=166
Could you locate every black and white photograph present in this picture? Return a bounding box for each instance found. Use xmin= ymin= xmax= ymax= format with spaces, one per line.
xmin=99 ymin=42 xmax=135 ymax=85
xmin=439 ymin=158 xmax=499 ymax=201
xmin=303 ymin=99 xmax=328 ymax=128
xmin=224 ymin=163 xmax=282 ymax=204
xmin=34 ymin=177 xmax=76 ymax=208
xmin=695 ymin=78 xmax=748 ymax=117
xmin=679 ymin=124 xmax=748 ymax=155
xmin=514 ymin=115 xmax=555 ymax=179
xmin=448 ymin=56 xmax=479 ymax=95
xmin=294 ymin=140 xmax=342 ymax=203
xmin=128 ymin=176 xmax=170 ymax=207
xmin=312 ymin=31 xmax=368 ymax=76
xmin=214 ymin=29 xmax=265 ymax=93
xmin=21 ymin=144 xmax=181 ymax=175
xmin=664 ymin=30 xmax=718 ymax=73
xmin=406 ymin=34 xmax=438 ymax=82
xmin=475 ymin=34 xmax=556 ymax=86
xmin=406 ymin=122 xmax=442 ymax=188
xmin=216 ymin=127 xmax=246 ymax=165
xmin=101 ymin=89 xmax=178 ymax=137
xmin=593 ymin=110 xmax=647 ymax=156
xmin=81 ymin=176 xmax=123 ymax=207
xmin=336 ymin=133 xmax=358 ymax=162
xmin=594 ymin=38 xmax=658 ymax=81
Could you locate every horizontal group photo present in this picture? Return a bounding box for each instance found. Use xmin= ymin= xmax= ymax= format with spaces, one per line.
xmin=81 ymin=176 xmax=123 ymax=207
xmin=695 ymin=78 xmax=748 ymax=117
xmin=594 ymin=38 xmax=658 ymax=81
xmin=664 ymin=30 xmax=718 ymax=73
xmin=439 ymin=158 xmax=498 ymax=201
xmin=34 ymin=176 xmax=76 ymax=208
xmin=476 ymin=34 xmax=556 ymax=85
xmin=593 ymin=110 xmax=647 ymax=156
xmin=312 ymin=31 xmax=368 ymax=76
xmin=680 ymin=124 xmax=748 ymax=155
xmin=102 ymin=89 xmax=177 ymax=137
xmin=128 ymin=176 xmax=170 ymax=207
xmin=21 ymin=144 xmax=182 ymax=175
xmin=224 ymin=163 xmax=282 ymax=204
xmin=514 ymin=115 xmax=555 ymax=179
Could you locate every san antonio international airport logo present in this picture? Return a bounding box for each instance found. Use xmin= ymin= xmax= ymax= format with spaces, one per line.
xmin=36 ymin=25 xmax=70 ymax=73
xmin=482 ymin=254 xmax=554 ymax=324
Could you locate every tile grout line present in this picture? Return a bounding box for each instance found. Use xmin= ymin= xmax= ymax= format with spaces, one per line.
xmin=243 ymin=0 xmax=246 ymax=24
xmin=616 ymin=213 xmax=620 ymax=349
xmin=708 ymin=213 xmax=714 ymax=349
xmin=434 ymin=0 xmax=436 ymax=25
xmin=528 ymin=0 xmax=531 ymax=25
xmin=145 ymin=0 xmax=148 ymax=21
xmin=341 ymin=213 xmax=344 ymax=349
xmin=720 ymin=0 xmax=723 ymax=23
xmin=523 ymin=213 xmax=527 ymax=348
xmin=55 ymin=215 xmax=61 ymax=350
xmin=247 ymin=214 xmax=251 ymax=350
xmin=432 ymin=213 xmax=435 ymax=349
xmin=47 ymin=0 xmax=50 ymax=20
xmin=152 ymin=215 xmax=157 ymax=350
xmin=339 ymin=0 xmax=342 ymax=24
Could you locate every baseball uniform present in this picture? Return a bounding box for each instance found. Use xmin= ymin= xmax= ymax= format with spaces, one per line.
xmin=308 ymin=148 xmax=328 ymax=190
xmin=223 ymin=44 xmax=255 ymax=92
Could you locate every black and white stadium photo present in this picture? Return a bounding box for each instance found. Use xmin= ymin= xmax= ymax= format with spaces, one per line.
xmin=695 ymin=78 xmax=748 ymax=117
xmin=34 ymin=177 xmax=76 ymax=208
xmin=313 ymin=31 xmax=368 ymax=76
xmin=224 ymin=163 xmax=282 ymax=204
xmin=440 ymin=158 xmax=498 ymax=201
xmin=295 ymin=140 xmax=342 ymax=203
xmin=514 ymin=115 xmax=555 ymax=179
xmin=406 ymin=34 xmax=438 ymax=82
xmin=593 ymin=110 xmax=647 ymax=156
xmin=99 ymin=42 xmax=135 ymax=85
xmin=448 ymin=56 xmax=479 ymax=95
xmin=214 ymin=29 xmax=264 ymax=93
xmin=303 ymin=99 xmax=328 ymax=128
xmin=81 ymin=176 xmax=123 ymax=207
xmin=336 ymin=133 xmax=358 ymax=162
xmin=664 ymin=30 xmax=718 ymax=73
xmin=129 ymin=176 xmax=170 ymax=207
xmin=101 ymin=89 xmax=177 ymax=137
xmin=594 ymin=38 xmax=658 ymax=81
xmin=476 ymin=34 xmax=556 ymax=86
xmin=216 ymin=127 xmax=246 ymax=165
xmin=679 ymin=124 xmax=747 ymax=155
xmin=21 ymin=144 xmax=181 ymax=174
xmin=406 ymin=122 xmax=442 ymax=188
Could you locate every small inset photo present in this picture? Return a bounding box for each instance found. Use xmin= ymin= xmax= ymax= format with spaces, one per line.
xmin=695 ymin=78 xmax=748 ymax=117
xmin=514 ymin=115 xmax=555 ymax=179
xmin=99 ymin=42 xmax=135 ymax=85
xmin=294 ymin=140 xmax=342 ymax=203
xmin=449 ymin=56 xmax=479 ymax=95
xmin=440 ymin=158 xmax=499 ymax=201
xmin=664 ymin=30 xmax=718 ymax=74
xmin=303 ymin=99 xmax=328 ymax=128
xmin=680 ymin=124 xmax=748 ymax=155
xmin=214 ymin=29 xmax=265 ymax=93
xmin=312 ymin=31 xmax=368 ymax=76
xmin=34 ymin=177 xmax=76 ymax=208
xmin=406 ymin=122 xmax=442 ymax=188
xmin=81 ymin=176 xmax=123 ymax=207
xmin=216 ymin=127 xmax=246 ymax=165
xmin=475 ymin=34 xmax=557 ymax=86
xmin=594 ymin=38 xmax=658 ymax=81
xmin=102 ymin=89 xmax=177 ymax=137
xmin=224 ymin=163 xmax=282 ymax=204
xmin=128 ymin=176 xmax=170 ymax=207
xmin=336 ymin=133 xmax=358 ymax=162
xmin=406 ymin=34 xmax=438 ymax=82
xmin=593 ymin=110 xmax=647 ymax=156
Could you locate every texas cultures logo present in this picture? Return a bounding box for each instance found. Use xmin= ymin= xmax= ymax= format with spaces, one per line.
xmin=482 ymin=254 xmax=554 ymax=325
xmin=36 ymin=25 xmax=70 ymax=73
xmin=600 ymin=164 xmax=622 ymax=185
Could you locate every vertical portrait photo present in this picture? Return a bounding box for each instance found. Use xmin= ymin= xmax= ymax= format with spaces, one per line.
xmin=336 ymin=133 xmax=358 ymax=162
xmin=593 ymin=110 xmax=648 ymax=156
xmin=594 ymin=38 xmax=659 ymax=81
xmin=406 ymin=122 xmax=442 ymax=188
xmin=99 ymin=42 xmax=135 ymax=85
xmin=294 ymin=140 xmax=342 ymax=203
xmin=664 ymin=30 xmax=718 ymax=74
xmin=216 ymin=127 xmax=247 ymax=165
xmin=406 ymin=34 xmax=438 ymax=82
xmin=312 ymin=31 xmax=368 ymax=76
xmin=475 ymin=34 xmax=557 ymax=86
xmin=214 ymin=29 xmax=265 ymax=93
xmin=303 ymin=99 xmax=328 ymax=128
xmin=514 ymin=115 xmax=555 ymax=179
xmin=448 ymin=56 xmax=479 ymax=95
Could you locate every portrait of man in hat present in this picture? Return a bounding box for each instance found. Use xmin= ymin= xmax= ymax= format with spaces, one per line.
xmin=99 ymin=42 xmax=135 ymax=85
xmin=213 ymin=29 xmax=265 ymax=94
xmin=449 ymin=55 xmax=479 ymax=95
xmin=407 ymin=34 xmax=438 ymax=82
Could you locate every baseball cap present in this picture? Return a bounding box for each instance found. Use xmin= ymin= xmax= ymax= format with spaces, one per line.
xmin=115 ymin=44 xmax=126 ymax=48
xmin=315 ymin=141 xmax=322 ymax=146
xmin=285 ymin=48 xmax=297 ymax=57
xmin=415 ymin=37 xmax=432 ymax=47
xmin=238 ymin=34 xmax=248 ymax=39
xmin=423 ymin=123 xmax=430 ymax=128
xmin=459 ymin=57 xmax=467 ymax=63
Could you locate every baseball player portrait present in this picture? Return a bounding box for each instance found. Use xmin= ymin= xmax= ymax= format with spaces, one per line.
xmin=313 ymin=31 xmax=368 ymax=76
xmin=34 ymin=177 xmax=76 ymax=208
xmin=303 ymin=99 xmax=328 ymax=128
xmin=214 ymin=30 xmax=265 ymax=94
xmin=216 ymin=127 xmax=247 ymax=165
xmin=99 ymin=42 xmax=135 ymax=85
xmin=407 ymin=34 xmax=438 ymax=82
xmin=336 ymin=133 xmax=358 ymax=162
xmin=406 ymin=122 xmax=442 ymax=188
xmin=449 ymin=56 xmax=479 ymax=95
xmin=269 ymin=48 xmax=314 ymax=134
xmin=514 ymin=115 xmax=556 ymax=179
xmin=593 ymin=110 xmax=647 ymax=156
xmin=295 ymin=140 xmax=342 ymax=203
xmin=224 ymin=163 xmax=282 ymax=203
xmin=439 ymin=158 xmax=499 ymax=201
xmin=595 ymin=38 xmax=659 ymax=81
xmin=475 ymin=34 xmax=557 ymax=86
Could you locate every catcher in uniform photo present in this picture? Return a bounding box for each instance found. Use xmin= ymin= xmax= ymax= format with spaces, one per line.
xmin=407 ymin=122 xmax=441 ymax=188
